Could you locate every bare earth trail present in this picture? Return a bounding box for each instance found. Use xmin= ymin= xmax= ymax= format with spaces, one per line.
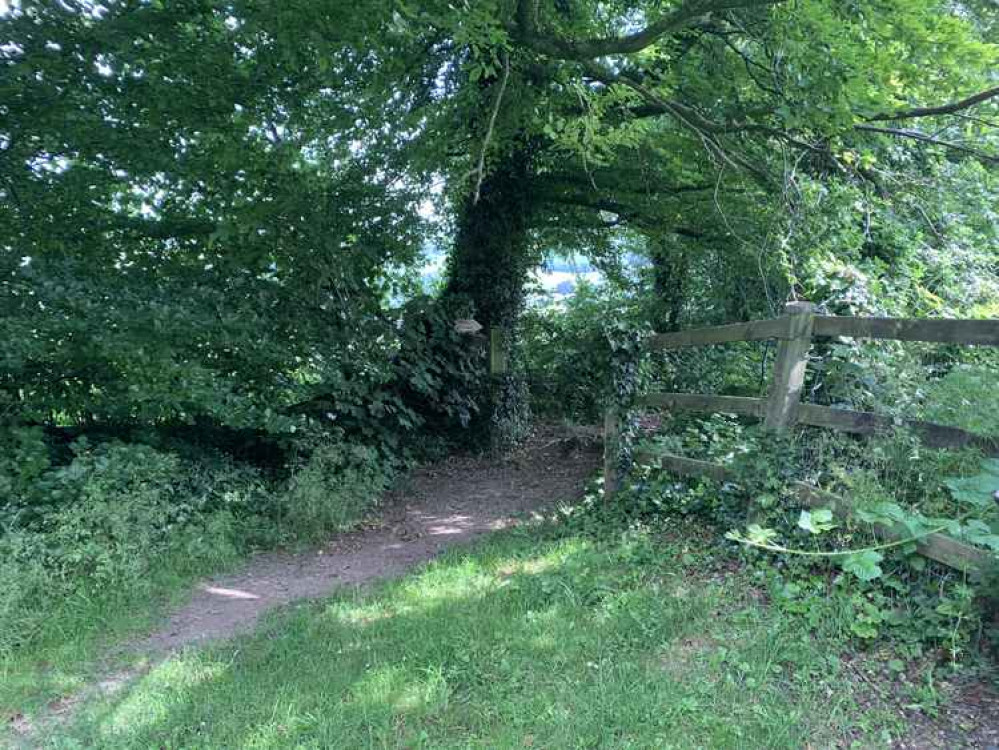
xmin=11 ymin=433 xmax=600 ymax=746
xmin=140 ymin=434 xmax=601 ymax=654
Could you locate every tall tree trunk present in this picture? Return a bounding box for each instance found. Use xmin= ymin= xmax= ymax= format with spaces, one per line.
xmin=445 ymin=150 xmax=533 ymax=332
xmin=651 ymin=246 xmax=687 ymax=332
xmin=444 ymin=148 xmax=535 ymax=448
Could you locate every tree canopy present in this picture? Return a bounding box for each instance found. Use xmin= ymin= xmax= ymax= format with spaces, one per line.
xmin=2 ymin=0 xmax=997 ymax=442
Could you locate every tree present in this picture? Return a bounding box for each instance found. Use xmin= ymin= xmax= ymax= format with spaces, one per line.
xmin=0 ymin=0 xmax=436 ymax=440
xmin=392 ymin=0 xmax=998 ymax=435
xmin=3 ymin=0 xmax=996 ymax=449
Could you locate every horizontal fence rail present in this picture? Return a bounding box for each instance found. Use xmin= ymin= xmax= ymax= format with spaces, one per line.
xmin=634 ymin=450 xmax=993 ymax=575
xmin=795 ymin=404 xmax=999 ymax=454
xmin=792 ymin=483 xmax=992 ymax=574
xmin=605 ymin=301 xmax=999 ymax=575
xmin=633 ymin=450 xmax=732 ymax=483
xmin=636 ymin=393 xmax=999 ymax=456
xmin=636 ymin=393 xmax=765 ymax=418
xmin=813 ymin=315 xmax=999 ymax=346
xmin=645 ymin=312 xmax=999 ymax=350
xmin=646 ymin=317 xmax=790 ymax=350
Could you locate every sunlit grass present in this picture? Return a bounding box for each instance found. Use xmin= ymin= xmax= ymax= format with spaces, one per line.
xmin=0 ymin=542 xmax=241 ymax=719
xmin=45 ymin=526 xmax=899 ymax=749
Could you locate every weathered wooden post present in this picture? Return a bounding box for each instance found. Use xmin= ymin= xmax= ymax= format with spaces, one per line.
xmin=764 ymin=300 xmax=815 ymax=431
xmin=603 ymin=404 xmax=621 ymax=501
xmin=744 ymin=301 xmax=815 ymax=522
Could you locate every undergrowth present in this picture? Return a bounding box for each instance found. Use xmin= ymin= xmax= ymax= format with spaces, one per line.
xmin=0 ymin=430 xmax=395 ymax=716
xmin=628 ymin=415 xmax=999 ymax=660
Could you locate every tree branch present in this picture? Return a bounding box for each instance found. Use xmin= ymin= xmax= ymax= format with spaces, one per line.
xmin=515 ymin=0 xmax=782 ymax=60
xmin=854 ymin=124 xmax=999 ymax=164
xmin=535 ymin=189 xmax=711 ymax=241
xmin=469 ymin=51 xmax=511 ymax=204
xmin=867 ymin=85 xmax=999 ymax=122
xmin=535 ymin=171 xmax=715 ymax=196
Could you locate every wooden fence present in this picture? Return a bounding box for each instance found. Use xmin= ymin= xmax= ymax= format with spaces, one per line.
xmin=604 ymin=301 xmax=999 ymax=575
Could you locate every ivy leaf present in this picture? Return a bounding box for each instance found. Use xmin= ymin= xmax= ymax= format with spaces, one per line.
xmin=841 ymin=551 xmax=884 ymax=582
xmin=797 ymin=508 xmax=837 ymax=535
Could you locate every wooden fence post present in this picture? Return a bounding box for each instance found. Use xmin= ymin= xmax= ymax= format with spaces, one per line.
xmin=764 ymin=301 xmax=815 ymax=431
xmin=603 ymin=404 xmax=621 ymax=501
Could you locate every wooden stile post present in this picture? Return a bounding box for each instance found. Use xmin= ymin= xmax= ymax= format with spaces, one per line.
xmin=603 ymin=404 xmax=621 ymax=501
xmin=764 ymin=301 xmax=814 ymax=431
xmin=753 ymin=301 xmax=813 ymax=522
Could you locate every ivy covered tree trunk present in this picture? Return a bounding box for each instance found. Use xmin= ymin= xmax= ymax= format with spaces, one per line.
xmin=651 ymin=246 xmax=688 ymax=333
xmin=444 ymin=148 xmax=535 ymax=449
xmin=446 ymin=150 xmax=533 ymax=332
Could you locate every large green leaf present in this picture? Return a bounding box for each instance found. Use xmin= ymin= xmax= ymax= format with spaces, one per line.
xmin=841 ymin=551 xmax=884 ymax=582
xmin=945 ymin=459 xmax=999 ymax=509
xmin=797 ymin=508 xmax=837 ymax=535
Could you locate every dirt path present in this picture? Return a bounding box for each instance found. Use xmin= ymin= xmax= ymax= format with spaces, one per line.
xmin=139 ymin=432 xmax=600 ymax=654
xmin=10 ymin=431 xmax=600 ymax=746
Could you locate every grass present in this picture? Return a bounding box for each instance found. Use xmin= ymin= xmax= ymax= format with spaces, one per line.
xmin=38 ymin=523 xmax=903 ymax=749
xmin=0 ymin=540 xmax=242 ymax=722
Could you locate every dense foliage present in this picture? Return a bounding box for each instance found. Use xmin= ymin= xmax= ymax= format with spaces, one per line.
xmin=520 ymin=279 xmax=999 ymax=656
xmin=1 ymin=0 xmax=998 ymax=692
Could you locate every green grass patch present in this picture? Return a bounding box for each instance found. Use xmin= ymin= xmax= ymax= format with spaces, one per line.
xmin=1 ymin=438 xmax=389 ymax=721
xmin=47 ymin=526 xmax=897 ymax=749
xmin=0 ymin=537 xmax=242 ymax=721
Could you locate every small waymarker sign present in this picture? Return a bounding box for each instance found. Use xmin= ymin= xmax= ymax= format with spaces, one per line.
xmin=454 ymin=318 xmax=483 ymax=334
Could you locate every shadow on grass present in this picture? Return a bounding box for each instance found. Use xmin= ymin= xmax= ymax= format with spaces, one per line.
xmin=53 ymin=531 xmax=872 ymax=749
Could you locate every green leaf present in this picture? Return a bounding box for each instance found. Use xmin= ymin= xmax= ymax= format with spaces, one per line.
xmin=797 ymin=508 xmax=837 ymax=535
xmin=746 ymin=524 xmax=778 ymax=546
xmin=755 ymin=493 xmax=776 ymax=509
xmin=850 ymin=620 xmax=879 ymax=639
xmin=962 ymin=520 xmax=999 ymax=552
xmin=856 ymin=501 xmax=906 ymax=526
xmin=841 ymin=551 xmax=884 ymax=582
xmin=944 ymin=459 xmax=999 ymax=508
